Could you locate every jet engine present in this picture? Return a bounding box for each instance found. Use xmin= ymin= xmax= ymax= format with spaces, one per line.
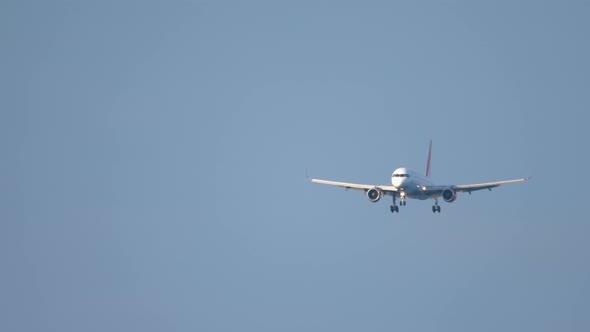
xmin=366 ymin=188 xmax=382 ymax=203
xmin=442 ymin=188 xmax=457 ymax=202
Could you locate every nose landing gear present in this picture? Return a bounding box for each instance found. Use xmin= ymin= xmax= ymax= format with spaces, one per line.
xmin=399 ymin=191 xmax=407 ymax=207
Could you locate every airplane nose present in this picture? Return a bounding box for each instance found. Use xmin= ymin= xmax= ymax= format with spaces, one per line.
xmin=397 ymin=179 xmax=406 ymax=189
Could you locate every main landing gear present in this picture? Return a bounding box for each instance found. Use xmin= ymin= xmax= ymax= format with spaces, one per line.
xmin=432 ymin=199 xmax=441 ymax=213
xmin=390 ymin=196 xmax=399 ymax=213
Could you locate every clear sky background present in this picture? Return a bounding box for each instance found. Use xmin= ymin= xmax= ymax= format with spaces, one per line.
xmin=5 ymin=1 xmax=590 ymax=331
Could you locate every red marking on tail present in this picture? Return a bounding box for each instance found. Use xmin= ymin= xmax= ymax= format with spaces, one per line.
xmin=425 ymin=140 xmax=432 ymax=177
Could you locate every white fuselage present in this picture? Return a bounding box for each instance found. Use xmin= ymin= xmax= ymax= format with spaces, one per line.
xmin=391 ymin=167 xmax=435 ymax=200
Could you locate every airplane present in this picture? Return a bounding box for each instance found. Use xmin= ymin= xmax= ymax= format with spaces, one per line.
xmin=309 ymin=141 xmax=529 ymax=213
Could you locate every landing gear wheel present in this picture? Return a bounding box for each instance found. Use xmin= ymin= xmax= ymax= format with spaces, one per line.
xmin=390 ymin=205 xmax=399 ymax=213
xmin=436 ymin=205 xmax=441 ymax=213
xmin=432 ymin=206 xmax=436 ymax=213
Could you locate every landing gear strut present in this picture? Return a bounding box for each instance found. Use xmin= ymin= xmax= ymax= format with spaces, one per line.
xmin=399 ymin=191 xmax=407 ymax=207
xmin=390 ymin=196 xmax=399 ymax=213
xmin=432 ymin=199 xmax=441 ymax=213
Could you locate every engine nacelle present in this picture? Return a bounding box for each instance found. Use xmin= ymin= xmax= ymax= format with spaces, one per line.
xmin=366 ymin=187 xmax=382 ymax=203
xmin=442 ymin=188 xmax=457 ymax=203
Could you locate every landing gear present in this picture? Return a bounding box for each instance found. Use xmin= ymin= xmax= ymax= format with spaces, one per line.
xmin=390 ymin=196 xmax=399 ymax=213
xmin=432 ymin=199 xmax=441 ymax=213
xmin=400 ymin=191 xmax=407 ymax=206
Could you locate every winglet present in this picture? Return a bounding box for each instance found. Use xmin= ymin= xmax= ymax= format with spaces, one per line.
xmin=425 ymin=140 xmax=432 ymax=177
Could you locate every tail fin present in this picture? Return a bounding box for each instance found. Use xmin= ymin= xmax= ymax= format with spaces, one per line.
xmin=425 ymin=140 xmax=432 ymax=177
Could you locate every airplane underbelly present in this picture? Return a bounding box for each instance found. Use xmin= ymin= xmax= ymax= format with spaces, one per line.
xmin=406 ymin=189 xmax=429 ymax=200
xmin=409 ymin=194 xmax=429 ymax=200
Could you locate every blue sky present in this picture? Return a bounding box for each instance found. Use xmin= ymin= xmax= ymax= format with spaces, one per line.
xmin=5 ymin=1 xmax=590 ymax=331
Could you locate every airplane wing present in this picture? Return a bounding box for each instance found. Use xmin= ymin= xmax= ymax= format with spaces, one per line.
xmin=310 ymin=178 xmax=398 ymax=195
xmin=453 ymin=177 xmax=530 ymax=192
xmin=423 ymin=177 xmax=530 ymax=195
